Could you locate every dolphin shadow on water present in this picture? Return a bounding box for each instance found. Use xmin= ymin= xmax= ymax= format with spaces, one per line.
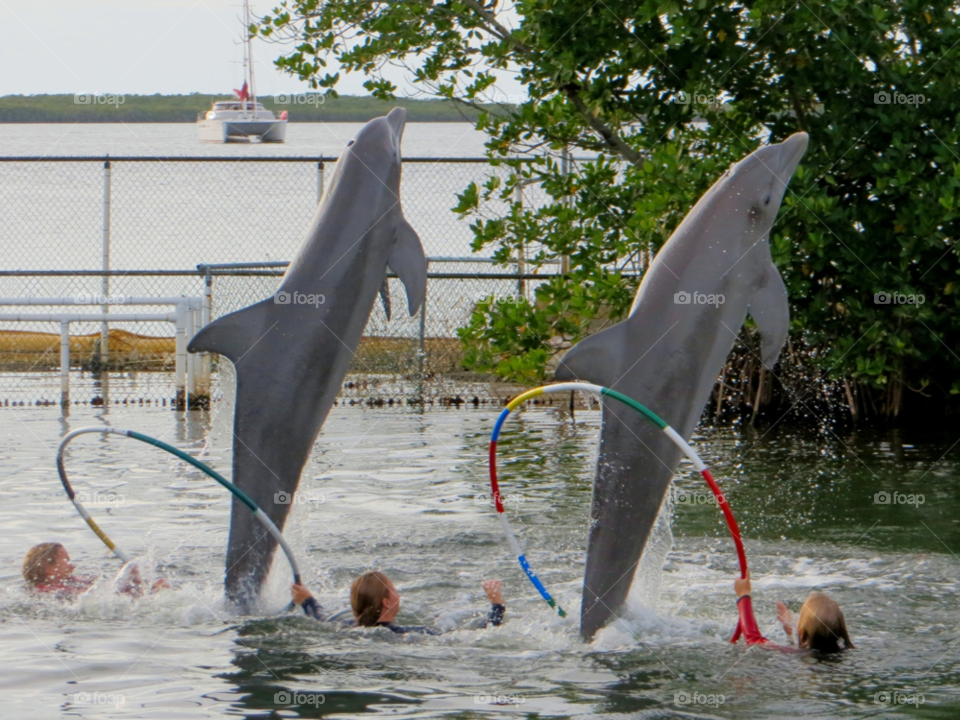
xmin=555 ymin=132 xmax=809 ymax=640
xmin=188 ymin=108 xmax=426 ymax=609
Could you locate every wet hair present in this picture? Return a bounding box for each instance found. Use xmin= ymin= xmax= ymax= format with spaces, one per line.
xmin=22 ymin=543 xmax=65 ymax=585
xmin=797 ymin=592 xmax=854 ymax=653
xmin=350 ymin=571 xmax=393 ymax=627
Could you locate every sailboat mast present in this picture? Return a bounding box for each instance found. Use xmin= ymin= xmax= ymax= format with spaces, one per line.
xmin=244 ymin=0 xmax=256 ymax=109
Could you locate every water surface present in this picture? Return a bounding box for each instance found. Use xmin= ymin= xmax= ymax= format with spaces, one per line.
xmin=1 ymin=389 xmax=957 ymax=718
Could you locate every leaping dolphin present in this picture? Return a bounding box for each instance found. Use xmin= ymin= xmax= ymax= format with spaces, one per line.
xmin=188 ymin=107 xmax=426 ymax=607
xmin=555 ymin=132 xmax=808 ymax=640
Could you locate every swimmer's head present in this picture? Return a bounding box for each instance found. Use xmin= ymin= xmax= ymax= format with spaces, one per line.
xmin=350 ymin=571 xmax=399 ymax=626
xmin=797 ymin=592 xmax=854 ymax=653
xmin=23 ymin=543 xmax=73 ymax=585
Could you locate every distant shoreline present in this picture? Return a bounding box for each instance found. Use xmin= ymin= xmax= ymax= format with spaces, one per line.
xmin=0 ymin=94 xmax=504 ymax=123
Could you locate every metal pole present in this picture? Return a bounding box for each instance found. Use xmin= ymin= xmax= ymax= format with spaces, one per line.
xmin=561 ymin=147 xmax=571 ymax=276
xmin=198 ymin=271 xmax=212 ymax=401
xmin=175 ymin=302 xmax=187 ymax=409
xmin=317 ymin=157 xmax=324 ymax=202
xmin=186 ymin=302 xmax=197 ymax=404
xmin=60 ymin=321 xmax=70 ymax=406
xmin=100 ymin=158 xmax=112 ymax=406
xmin=418 ymin=260 xmax=428 ymax=382
xmin=514 ymin=160 xmax=525 ymax=298
xmin=100 ymin=158 xmax=111 ymax=366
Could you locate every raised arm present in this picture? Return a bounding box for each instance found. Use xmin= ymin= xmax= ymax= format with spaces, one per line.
xmin=481 ymin=579 xmax=506 ymax=627
xmin=732 ymin=571 xmax=768 ymax=645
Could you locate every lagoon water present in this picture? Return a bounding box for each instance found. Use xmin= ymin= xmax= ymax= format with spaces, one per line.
xmin=0 ymin=122 xmax=490 ymax=159
xmin=0 ymin=386 xmax=958 ymax=719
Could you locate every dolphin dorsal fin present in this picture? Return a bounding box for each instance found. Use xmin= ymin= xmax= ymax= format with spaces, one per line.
xmin=554 ymin=321 xmax=628 ymax=387
xmin=388 ymin=217 xmax=427 ymax=315
xmin=748 ymin=262 xmax=790 ymax=369
xmin=187 ymin=298 xmax=277 ymax=364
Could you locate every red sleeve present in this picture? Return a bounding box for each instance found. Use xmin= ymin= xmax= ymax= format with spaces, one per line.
xmin=732 ymin=596 xmax=768 ymax=645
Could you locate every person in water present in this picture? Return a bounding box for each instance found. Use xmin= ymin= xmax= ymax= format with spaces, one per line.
xmin=22 ymin=542 xmax=167 ymax=600
xmin=291 ymin=572 xmax=506 ymax=635
xmin=733 ymin=570 xmax=853 ymax=652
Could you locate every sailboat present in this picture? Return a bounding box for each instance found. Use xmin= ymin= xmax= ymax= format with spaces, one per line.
xmin=197 ymin=0 xmax=287 ymax=143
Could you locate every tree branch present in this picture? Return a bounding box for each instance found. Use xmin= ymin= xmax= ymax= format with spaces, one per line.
xmin=457 ymin=0 xmax=643 ymax=165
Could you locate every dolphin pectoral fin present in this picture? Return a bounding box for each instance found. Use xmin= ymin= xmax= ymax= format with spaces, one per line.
xmin=749 ymin=263 xmax=790 ymax=369
xmin=379 ymin=277 xmax=392 ymax=321
xmin=554 ymin=322 xmax=626 ymax=386
xmin=187 ymin=298 xmax=277 ymax=364
xmin=388 ymin=217 xmax=427 ymax=316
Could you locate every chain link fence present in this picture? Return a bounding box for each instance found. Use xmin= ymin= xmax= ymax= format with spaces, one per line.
xmin=0 ymin=156 xmax=558 ymax=408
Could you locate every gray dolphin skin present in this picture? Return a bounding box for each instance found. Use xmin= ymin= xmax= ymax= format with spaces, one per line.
xmin=555 ymin=132 xmax=808 ymax=640
xmin=187 ymin=107 xmax=426 ymax=607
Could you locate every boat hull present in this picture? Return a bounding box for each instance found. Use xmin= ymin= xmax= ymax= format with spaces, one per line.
xmin=197 ymin=119 xmax=287 ymax=143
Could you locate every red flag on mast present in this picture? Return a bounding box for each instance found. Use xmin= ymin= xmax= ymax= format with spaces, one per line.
xmin=233 ymin=81 xmax=249 ymax=102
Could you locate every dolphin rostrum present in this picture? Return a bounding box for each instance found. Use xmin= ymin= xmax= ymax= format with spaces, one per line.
xmin=188 ymin=108 xmax=426 ymax=607
xmin=555 ymin=132 xmax=808 ymax=639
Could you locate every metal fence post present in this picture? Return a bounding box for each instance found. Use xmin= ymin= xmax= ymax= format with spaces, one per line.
xmin=561 ymin=147 xmax=571 ymax=276
xmin=317 ymin=156 xmax=324 ymax=203
xmin=60 ymin=321 xmax=70 ymax=406
xmin=418 ymin=260 xmax=428 ymax=388
xmin=100 ymin=157 xmax=112 ymax=365
xmin=514 ymin=159 xmax=525 ymax=298
xmin=174 ymin=302 xmax=187 ymax=410
xmin=197 ymin=268 xmax=212 ymax=406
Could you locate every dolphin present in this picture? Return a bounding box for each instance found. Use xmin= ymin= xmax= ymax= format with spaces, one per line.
xmin=187 ymin=107 xmax=426 ymax=607
xmin=555 ymin=132 xmax=808 ymax=639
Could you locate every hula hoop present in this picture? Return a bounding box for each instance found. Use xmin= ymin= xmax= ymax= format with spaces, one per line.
xmin=489 ymin=382 xmax=747 ymax=619
xmin=56 ymin=426 xmax=301 ymax=585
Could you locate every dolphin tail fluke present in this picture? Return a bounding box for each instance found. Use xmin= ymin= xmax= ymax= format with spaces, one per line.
xmin=554 ymin=322 xmax=627 ymax=385
xmin=388 ymin=217 xmax=427 ymax=315
xmin=187 ymin=298 xmax=277 ymax=364
xmin=748 ymin=263 xmax=790 ymax=369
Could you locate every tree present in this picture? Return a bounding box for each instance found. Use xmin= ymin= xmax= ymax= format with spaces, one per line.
xmin=258 ymin=0 xmax=960 ymax=420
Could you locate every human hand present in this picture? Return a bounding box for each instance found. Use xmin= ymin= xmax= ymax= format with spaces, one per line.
xmin=482 ymin=579 xmax=504 ymax=605
xmin=291 ymin=583 xmax=313 ymax=606
xmin=734 ymin=570 xmax=752 ymax=598
xmin=776 ymin=601 xmax=795 ymax=640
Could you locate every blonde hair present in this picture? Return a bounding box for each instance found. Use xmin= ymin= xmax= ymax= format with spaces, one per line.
xmin=797 ymin=592 xmax=854 ymax=652
xmin=350 ymin=571 xmax=393 ymax=627
xmin=22 ymin=543 xmax=64 ymax=585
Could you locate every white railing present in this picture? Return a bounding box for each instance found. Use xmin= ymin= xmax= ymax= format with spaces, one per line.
xmin=0 ymin=297 xmax=206 ymax=406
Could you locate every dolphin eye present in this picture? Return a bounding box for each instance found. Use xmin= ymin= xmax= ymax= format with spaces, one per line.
xmin=764 ymin=194 xmax=771 ymax=205
xmin=347 ymin=140 xmax=355 ymax=147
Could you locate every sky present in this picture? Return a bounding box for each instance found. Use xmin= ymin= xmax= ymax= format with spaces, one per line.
xmin=0 ymin=0 xmax=525 ymax=100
